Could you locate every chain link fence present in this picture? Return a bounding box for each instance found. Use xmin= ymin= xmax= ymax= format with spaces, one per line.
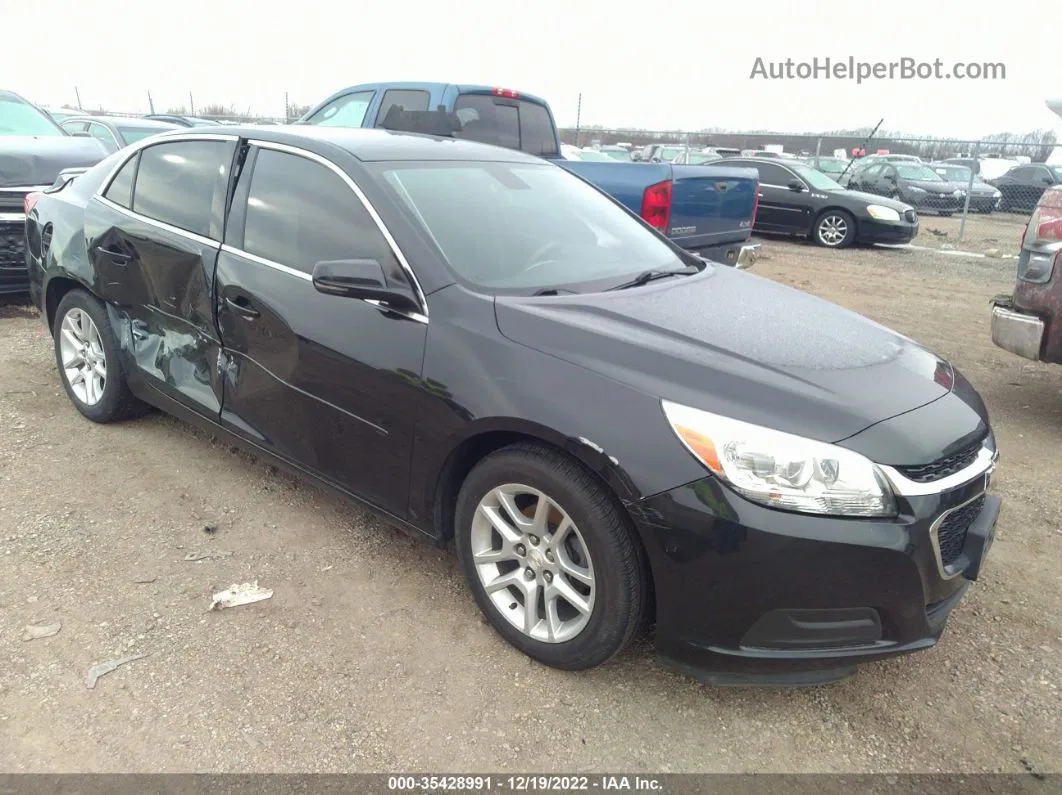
xmin=561 ymin=128 xmax=1060 ymax=257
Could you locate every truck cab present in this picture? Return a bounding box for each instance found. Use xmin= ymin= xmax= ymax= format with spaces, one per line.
xmin=298 ymin=83 xmax=760 ymax=268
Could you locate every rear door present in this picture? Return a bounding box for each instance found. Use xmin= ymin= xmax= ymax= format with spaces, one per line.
xmin=86 ymin=135 xmax=236 ymax=419
xmin=215 ymin=142 xmax=428 ymax=517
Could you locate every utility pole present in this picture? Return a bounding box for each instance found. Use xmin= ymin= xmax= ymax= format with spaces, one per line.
xmin=74 ymin=86 xmax=82 ymax=110
xmin=837 ymin=118 xmax=884 ymax=183
xmin=147 ymin=91 xmax=155 ymax=114
xmin=575 ymin=93 xmax=582 ymax=147
xmin=189 ymin=92 xmax=195 ymax=115
xmin=285 ymin=91 xmax=290 ymax=122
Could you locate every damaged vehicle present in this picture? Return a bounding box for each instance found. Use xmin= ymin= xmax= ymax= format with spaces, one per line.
xmin=1 ymin=90 xmax=108 ymax=294
xmin=26 ymin=126 xmax=1000 ymax=686
xmin=990 ymin=186 xmax=1062 ymax=362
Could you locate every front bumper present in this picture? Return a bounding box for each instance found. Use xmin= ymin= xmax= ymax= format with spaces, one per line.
xmin=858 ymin=217 xmax=919 ymax=245
xmin=628 ymin=444 xmax=999 ymax=686
xmin=0 ymin=217 xmax=29 ymax=295
xmin=991 ymin=303 xmax=1045 ymax=361
xmin=906 ymin=193 xmax=966 ymax=214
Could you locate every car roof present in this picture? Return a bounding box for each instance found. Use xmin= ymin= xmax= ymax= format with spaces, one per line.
xmin=156 ymin=125 xmax=547 ymax=164
xmin=61 ymin=115 xmax=178 ymax=129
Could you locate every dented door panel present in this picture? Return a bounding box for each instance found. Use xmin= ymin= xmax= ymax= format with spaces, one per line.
xmin=85 ymin=202 xmax=225 ymax=417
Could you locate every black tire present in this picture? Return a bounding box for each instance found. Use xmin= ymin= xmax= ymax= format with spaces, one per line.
xmin=454 ymin=442 xmax=647 ymax=670
xmin=812 ymin=209 xmax=856 ymax=249
xmin=53 ymin=290 xmax=147 ymax=423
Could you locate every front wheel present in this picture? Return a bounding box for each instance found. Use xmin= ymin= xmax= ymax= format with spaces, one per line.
xmin=813 ymin=210 xmax=856 ymax=249
xmin=53 ymin=290 xmax=146 ymax=423
xmin=454 ymin=443 xmax=647 ymax=670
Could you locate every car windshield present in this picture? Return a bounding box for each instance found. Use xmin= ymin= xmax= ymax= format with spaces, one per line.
xmin=372 ymin=161 xmax=688 ymax=293
xmin=687 ymin=153 xmax=719 ymax=164
xmin=659 ymin=147 xmax=683 ymax=160
xmin=603 ymin=149 xmax=632 ymax=161
xmin=0 ymin=93 xmax=63 ymax=136
xmin=811 ymin=158 xmax=846 ymax=172
xmin=897 ymin=164 xmax=944 ymax=181
xmin=934 ymin=165 xmax=974 ymax=183
xmin=115 ymin=123 xmax=174 ymax=143
xmin=789 ymin=163 xmax=843 ymax=191
xmin=578 ymin=150 xmax=613 ymax=161
xmin=1052 ymin=167 xmax=1062 ymax=180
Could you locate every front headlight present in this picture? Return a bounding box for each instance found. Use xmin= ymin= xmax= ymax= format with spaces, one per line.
xmin=866 ymin=204 xmax=901 ymax=221
xmin=992 ymin=189 xmax=1002 ymax=198
xmin=661 ymin=401 xmax=897 ymax=517
xmin=953 ymin=189 xmax=965 ymax=198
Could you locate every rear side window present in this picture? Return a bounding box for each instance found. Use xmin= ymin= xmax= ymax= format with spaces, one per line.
xmin=132 ymin=140 xmax=234 ymax=238
xmin=452 ymin=94 xmax=558 ymax=156
xmin=304 ymin=91 xmax=375 ymax=127
xmin=239 ymin=148 xmax=403 ymax=281
xmin=375 ymin=90 xmax=430 ymax=128
xmin=104 ymin=153 xmax=138 ymax=208
xmin=752 ymin=162 xmax=792 ymax=185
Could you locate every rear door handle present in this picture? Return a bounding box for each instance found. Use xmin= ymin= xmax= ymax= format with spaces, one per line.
xmin=94 ymin=245 xmax=132 ymax=264
xmin=225 ymin=296 xmax=260 ymax=320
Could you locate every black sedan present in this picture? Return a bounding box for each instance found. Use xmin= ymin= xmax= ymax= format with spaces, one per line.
xmin=721 ymin=158 xmax=918 ymax=248
xmin=928 ymin=162 xmax=1001 ymax=213
xmin=848 ymin=161 xmax=968 ymax=215
xmin=58 ymin=115 xmax=180 ymax=154
xmin=24 ymin=126 xmax=1000 ymax=685
xmin=989 ymin=163 xmax=1062 ymax=212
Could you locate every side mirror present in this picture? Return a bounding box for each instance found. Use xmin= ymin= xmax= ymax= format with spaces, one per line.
xmin=787 ymin=180 xmax=805 ymax=192
xmin=1043 ymin=176 xmax=1054 ymax=185
xmin=311 ymin=258 xmax=421 ymax=314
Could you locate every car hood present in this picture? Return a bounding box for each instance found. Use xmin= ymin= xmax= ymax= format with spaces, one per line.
xmin=0 ymin=135 xmax=108 ymax=187
xmin=494 ymin=265 xmax=952 ymax=447
xmin=835 ymin=189 xmax=912 ymax=211
xmin=901 ymin=179 xmax=965 ymax=193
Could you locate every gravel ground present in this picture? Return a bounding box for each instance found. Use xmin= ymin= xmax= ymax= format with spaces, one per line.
xmin=915 ymin=210 xmax=1028 ymax=256
xmin=0 ymin=239 xmax=1060 ymax=774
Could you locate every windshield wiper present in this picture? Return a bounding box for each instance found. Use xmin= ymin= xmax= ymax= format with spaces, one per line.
xmin=606 ymin=266 xmax=700 ymax=291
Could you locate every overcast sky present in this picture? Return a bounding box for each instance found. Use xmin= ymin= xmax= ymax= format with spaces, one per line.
xmin=8 ymin=0 xmax=1062 ymax=139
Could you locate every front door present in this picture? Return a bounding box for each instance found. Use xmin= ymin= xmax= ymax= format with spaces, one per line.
xmin=84 ymin=136 xmax=237 ymax=419
xmin=215 ymin=143 xmax=428 ymax=517
xmin=751 ymin=162 xmax=810 ymax=232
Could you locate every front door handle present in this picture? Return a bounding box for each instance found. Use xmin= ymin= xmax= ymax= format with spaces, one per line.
xmin=225 ymin=295 xmax=260 ymax=320
xmin=94 ymin=245 xmax=132 ymax=264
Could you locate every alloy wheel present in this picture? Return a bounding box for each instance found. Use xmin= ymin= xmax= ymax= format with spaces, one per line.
xmin=817 ymin=215 xmax=849 ymax=247
xmin=59 ymin=308 xmax=107 ymax=406
xmin=470 ymin=484 xmax=596 ymax=643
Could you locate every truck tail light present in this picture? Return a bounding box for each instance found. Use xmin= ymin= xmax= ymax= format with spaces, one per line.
xmin=640 ymin=180 xmax=672 ymax=232
xmin=491 ymin=88 xmax=520 ymax=99
xmin=751 ymin=182 xmax=760 ymax=226
xmin=1023 ymin=189 xmax=1062 ymax=249
xmin=23 ymin=192 xmax=41 ymax=215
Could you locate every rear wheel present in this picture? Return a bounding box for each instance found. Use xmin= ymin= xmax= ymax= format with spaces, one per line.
xmin=53 ymin=290 xmax=146 ymax=423
xmin=813 ymin=209 xmax=856 ymax=249
xmin=454 ymin=443 xmax=647 ymax=670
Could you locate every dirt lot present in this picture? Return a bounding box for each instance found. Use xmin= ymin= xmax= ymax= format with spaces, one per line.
xmin=915 ymin=209 xmax=1027 ymax=256
xmin=1 ymin=239 xmax=1060 ymax=775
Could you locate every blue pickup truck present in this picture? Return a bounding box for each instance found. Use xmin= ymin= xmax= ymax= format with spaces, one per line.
xmin=296 ymin=83 xmax=760 ymax=267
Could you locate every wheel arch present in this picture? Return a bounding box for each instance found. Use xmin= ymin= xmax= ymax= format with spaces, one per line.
xmin=44 ymin=275 xmax=91 ymax=333
xmin=428 ymin=417 xmax=642 ymax=545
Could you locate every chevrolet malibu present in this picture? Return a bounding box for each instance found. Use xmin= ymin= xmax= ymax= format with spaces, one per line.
xmin=25 ymin=126 xmax=1001 ymax=685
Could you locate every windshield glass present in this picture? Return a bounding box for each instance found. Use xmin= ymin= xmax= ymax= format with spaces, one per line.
xmin=933 ymin=165 xmax=974 ymax=183
xmin=577 ymin=150 xmax=613 ymax=161
xmin=603 ymin=148 xmax=632 ymax=161
xmin=1052 ymin=167 xmax=1062 ymax=181
xmin=687 ymin=153 xmax=719 ymax=164
xmin=0 ymin=93 xmax=63 ymax=136
xmin=659 ymin=147 xmax=683 ymax=160
xmin=789 ymin=163 xmax=843 ymax=191
xmin=372 ymin=162 xmax=687 ymax=293
xmin=897 ymin=164 xmax=944 ymax=181
xmin=115 ymin=123 xmax=175 ymax=143
xmin=810 ymin=158 xmax=846 ymax=172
